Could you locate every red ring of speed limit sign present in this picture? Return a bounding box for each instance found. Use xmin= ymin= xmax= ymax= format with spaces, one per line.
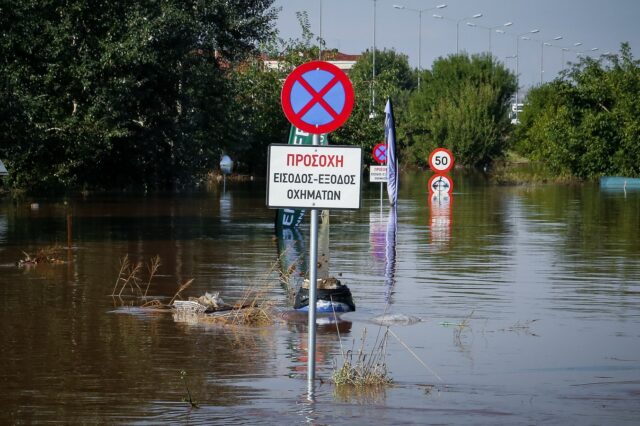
xmin=428 ymin=148 xmax=454 ymax=173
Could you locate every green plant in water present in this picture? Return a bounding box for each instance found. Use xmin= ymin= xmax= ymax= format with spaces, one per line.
xmin=332 ymin=328 xmax=392 ymax=387
xmin=180 ymin=370 xmax=199 ymax=409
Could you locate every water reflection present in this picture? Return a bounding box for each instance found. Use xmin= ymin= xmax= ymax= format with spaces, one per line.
xmin=275 ymin=226 xmax=307 ymax=304
xmin=428 ymin=192 xmax=452 ymax=249
xmin=368 ymin=211 xmax=386 ymax=265
xmin=219 ymin=191 xmax=232 ymax=224
xmin=0 ymin=214 xmax=7 ymax=245
xmin=285 ymin=318 xmax=352 ymax=377
xmin=1 ymin=176 xmax=639 ymax=424
xmin=384 ymin=206 xmax=397 ymax=302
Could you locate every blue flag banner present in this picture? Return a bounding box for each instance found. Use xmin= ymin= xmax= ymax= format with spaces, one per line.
xmin=384 ymin=99 xmax=398 ymax=206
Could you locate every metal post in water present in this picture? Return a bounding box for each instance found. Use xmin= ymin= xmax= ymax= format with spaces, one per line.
xmin=307 ymin=133 xmax=320 ymax=384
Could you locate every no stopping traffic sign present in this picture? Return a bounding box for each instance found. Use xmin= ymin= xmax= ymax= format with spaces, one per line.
xmin=281 ymin=61 xmax=354 ymax=134
xmin=372 ymin=143 xmax=387 ymax=164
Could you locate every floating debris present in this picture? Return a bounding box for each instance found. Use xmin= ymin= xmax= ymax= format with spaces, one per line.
xmin=188 ymin=292 xmax=225 ymax=312
xmin=173 ymin=300 xmax=208 ymax=315
xmin=294 ymin=277 xmax=355 ymax=313
xmin=17 ymin=247 xmax=65 ymax=267
xmin=438 ymin=321 xmax=464 ymax=327
xmin=371 ymin=313 xmax=422 ymax=326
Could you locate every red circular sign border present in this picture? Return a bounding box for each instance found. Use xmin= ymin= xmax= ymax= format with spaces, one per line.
xmin=428 ymin=173 xmax=454 ymax=195
xmin=281 ymin=60 xmax=355 ymax=134
xmin=428 ymin=148 xmax=455 ymax=173
xmin=372 ymin=142 xmax=387 ymax=165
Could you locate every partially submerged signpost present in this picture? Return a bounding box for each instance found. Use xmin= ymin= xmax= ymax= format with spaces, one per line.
xmin=267 ymin=60 xmax=358 ymax=385
xmin=371 ymin=142 xmax=387 ymax=210
xmin=428 ymin=147 xmax=454 ymax=198
xmin=274 ymin=126 xmax=329 ymax=231
xmin=219 ymin=155 xmax=233 ymax=193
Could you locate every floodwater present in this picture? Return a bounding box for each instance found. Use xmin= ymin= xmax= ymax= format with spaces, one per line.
xmin=1 ymin=171 xmax=639 ymax=424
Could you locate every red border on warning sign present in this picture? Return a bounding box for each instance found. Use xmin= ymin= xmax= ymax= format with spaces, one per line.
xmin=281 ymin=61 xmax=354 ymax=134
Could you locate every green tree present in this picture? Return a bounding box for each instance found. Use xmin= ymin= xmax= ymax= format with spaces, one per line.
xmin=225 ymin=10 xmax=334 ymax=174
xmin=514 ymin=43 xmax=640 ymax=179
xmin=226 ymin=57 xmax=288 ymax=174
xmin=406 ymin=53 xmax=516 ymax=168
xmin=0 ymin=0 xmax=277 ymax=191
xmin=331 ymin=49 xmax=416 ymax=164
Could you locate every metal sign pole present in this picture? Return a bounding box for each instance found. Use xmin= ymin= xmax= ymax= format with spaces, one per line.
xmin=307 ymin=133 xmax=320 ymax=385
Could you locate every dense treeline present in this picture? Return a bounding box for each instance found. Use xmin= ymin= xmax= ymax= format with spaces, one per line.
xmin=1 ymin=2 xmax=637 ymax=192
xmin=1 ymin=0 xmax=278 ymax=190
xmin=514 ymin=43 xmax=640 ymax=179
xmin=406 ymin=53 xmax=516 ymax=168
xmin=0 ymin=3 xmax=518 ymax=192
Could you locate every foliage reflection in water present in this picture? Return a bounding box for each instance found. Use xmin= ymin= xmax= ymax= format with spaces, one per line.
xmin=0 ymin=173 xmax=639 ymax=424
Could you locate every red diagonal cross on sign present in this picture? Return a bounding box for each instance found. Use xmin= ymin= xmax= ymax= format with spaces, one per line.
xmin=294 ymin=75 xmax=340 ymax=120
xmin=281 ymin=60 xmax=354 ymax=134
xmin=372 ymin=142 xmax=387 ymax=164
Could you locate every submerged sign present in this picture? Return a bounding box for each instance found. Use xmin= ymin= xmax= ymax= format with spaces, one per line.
xmin=267 ymin=144 xmax=362 ymax=210
xmin=275 ymin=126 xmax=328 ymax=229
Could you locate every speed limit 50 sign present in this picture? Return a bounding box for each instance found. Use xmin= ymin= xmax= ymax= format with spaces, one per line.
xmin=428 ymin=148 xmax=454 ymax=173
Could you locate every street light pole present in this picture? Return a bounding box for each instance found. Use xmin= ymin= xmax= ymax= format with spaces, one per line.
xmin=393 ymin=3 xmax=447 ymax=89
xmin=373 ymin=0 xmax=376 ymax=111
xmin=319 ymin=0 xmax=323 ymax=60
xmin=561 ymin=47 xmax=570 ymax=69
xmin=576 ymin=47 xmax=599 ymax=59
xmin=541 ymin=36 xmax=563 ymax=83
xmin=466 ymin=21 xmax=512 ymax=57
xmin=456 ymin=13 xmax=482 ymax=54
xmin=508 ymin=29 xmax=539 ymax=122
xmin=489 ymin=22 xmax=512 ymax=57
xmin=418 ymin=9 xmax=422 ymax=86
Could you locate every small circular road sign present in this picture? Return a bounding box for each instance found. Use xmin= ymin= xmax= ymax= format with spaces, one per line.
xmin=372 ymin=143 xmax=387 ymax=165
xmin=428 ymin=148 xmax=454 ymax=173
xmin=281 ymin=60 xmax=355 ymax=134
xmin=428 ymin=173 xmax=454 ymax=195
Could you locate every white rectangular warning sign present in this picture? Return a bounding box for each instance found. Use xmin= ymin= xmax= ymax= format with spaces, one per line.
xmin=267 ymin=144 xmax=362 ymax=210
xmin=369 ymin=165 xmax=387 ymax=183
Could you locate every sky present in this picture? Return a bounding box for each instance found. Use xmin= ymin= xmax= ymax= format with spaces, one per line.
xmin=273 ymin=0 xmax=640 ymax=95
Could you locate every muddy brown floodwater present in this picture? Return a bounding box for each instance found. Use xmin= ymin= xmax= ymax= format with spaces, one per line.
xmin=1 ymin=172 xmax=639 ymax=424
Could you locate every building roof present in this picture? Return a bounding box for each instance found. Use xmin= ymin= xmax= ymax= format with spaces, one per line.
xmin=262 ymin=50 xmax=361 ymax=72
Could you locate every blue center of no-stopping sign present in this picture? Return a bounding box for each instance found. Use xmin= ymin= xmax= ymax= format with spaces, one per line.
xmin=291 ymin=70 xmax=346 ymax=125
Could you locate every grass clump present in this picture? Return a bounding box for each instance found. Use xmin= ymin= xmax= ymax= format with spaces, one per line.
xmin=111 ymin=254 xmax=194 ymax=310
xmin=332 ymin=328 xmax=392 ymax=387
xmin=181 ymin=257 xmax=283 ymax=327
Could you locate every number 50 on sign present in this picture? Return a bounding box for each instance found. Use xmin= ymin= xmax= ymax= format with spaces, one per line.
xmin=428 ymin=148 xmax=454 ymax=173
